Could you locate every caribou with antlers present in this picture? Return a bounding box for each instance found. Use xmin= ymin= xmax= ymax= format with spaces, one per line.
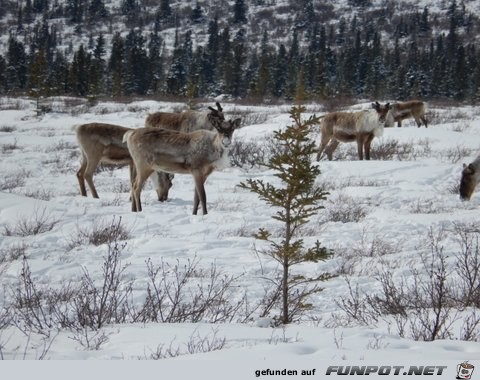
xmin=124 ymin=117 xmax=241 ymax=215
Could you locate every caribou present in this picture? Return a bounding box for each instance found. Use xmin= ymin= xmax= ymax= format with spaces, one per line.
xmin=145 ymin=102 xmax=225 ymax=131
xmin=316 ymin=102 xmax=393 ymax=161
xmin=143 ymin=102 xmax=226 ymax=200
xmin=459 ymin=155 xmax=480 ymax=200
xmin=75 ymin=122 xmax=173 ymax=200
xmin=124 ymin=118 xmax=241 ymax=215
xmin=389 ymin=100 xmax=428 ymax=128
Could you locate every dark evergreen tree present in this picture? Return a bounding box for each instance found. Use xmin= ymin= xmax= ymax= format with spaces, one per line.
xmin=203 ymin=16 xmax=220 ymax=91
xmin=218 ymin=27 xmax=234 ymax=95
xmin=230 ymin=28 xmax=247 ymax=97
xmin=69 ymin=44 xmax=90 ymax=96
xmin=89 ymin=33 xmax=106 ymax=95
xmin=121 ymin=0 xmax=140 ymax=25
xmin=108 ymin=32 xmax=125 ymax=96
xmin=6 ymin=35 xmax=28 ymax=91
xmin=148 ymin=31 xmax=164 ymax=95
xmin=0 ymin=54 xmax=6 ymax=93
xmin=66 ymin=0 xmax=84 ymax=23
xmin=123 ymin=28 xmax=149 ymax=95
xmin=255 ymin=29 xmax=272 ymax=98
xmin=28 ymin=48 xmax=49 ymax=99
xmin=48 ymin=50 xmax=69 ymax=94
xmin=232 ymin=0 xmax=247 ymax=24
xmin=285 ymin=31 xmax=300 ymax=99
xmin=88 ymin=0 xmax=108 ymax=22
xmin=272 ymin=44 xmax=288 ymax=98
xmin=419 ymin=7 xmax=431 ymax=35
xmin=190 ymin=2 xmax=204 ymax=24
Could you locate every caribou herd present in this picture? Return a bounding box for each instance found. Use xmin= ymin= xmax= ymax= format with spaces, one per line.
xmin=75 ymin=99 xmax=479 ymax=213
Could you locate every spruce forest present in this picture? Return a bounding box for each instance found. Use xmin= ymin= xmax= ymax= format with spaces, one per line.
xmin=0 ymin=0 xmax=479 ymax=102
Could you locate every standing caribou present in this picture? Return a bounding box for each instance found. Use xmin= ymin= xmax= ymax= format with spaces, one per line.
xmin=143 ymin=102 xmax=226 ymax=200
xmin=75 ymin=103 xmax=225 ymax=201
xmin=459 ymin=154 xmax=480 ymax=200
xmin=75 ymin=122 xmax=174 ymax=201
xmin=316 ymin=102 xmax=393 ymax=161
xmin=389 ymin=100 xmax=428 ymax=128
xmin=124 ymin=117 xmax=241 ymax=215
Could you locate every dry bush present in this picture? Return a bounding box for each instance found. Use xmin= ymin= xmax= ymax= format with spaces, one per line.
xmin=66 ymin=217 xmax=131 ymax=250
xmin=443 ymin=145 xmax=473 ymax=164
xmin=147 ymin=328 xmax=226 ymax=359
xmin=0 ymin=170 xmax=28 ymax=191
xmin=2 ymin=207 xmax=59 ymax=237
xmin=334 ymin=225 xmax=480 ymax=341
xmin=72 ymin=241 xmax=133 ymax=329
xmin=44 ymin=139 xmax=77 ymax=153
xmin=324 ymin=193 xmax=368 ymax=223
xmin=229 ymin=135 xmax=280 ymax=168
xmin=1 ymin=139 xmax=20 ymax=153
xmin=0 ymin=125 xmax=16 ymax=132
xmin=135 ymin=257 xmax=246 ymax=324
xmin=24 ymin=188 xmax=54 ymax=201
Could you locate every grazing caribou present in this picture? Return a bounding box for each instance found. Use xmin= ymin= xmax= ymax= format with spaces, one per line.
xmin=143 ymin=102 xmax=226 ymax=201
xmin=389 ymin=100 xmax=428 ymax=128
xmin=124 ymin=118 xmax=241 ymax=215
xmin=316 ymin=102 xmax=393 ymax=161
xmin=459 ymin=155 xmax=480 ymax=200
xmin=75 ymin=122 xmax=173 ymax=200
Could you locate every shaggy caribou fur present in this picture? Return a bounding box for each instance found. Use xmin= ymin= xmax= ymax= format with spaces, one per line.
xmin=75 ymin=122 xmax=173 ymax=200
xmin=143 ymin=102 xmax=226 ymax=201
xmin=124 ymin=117 xmax=241 ymax=215
xmin=459 ymin=155 xmax=480 ymax=200
xmin=316 ymin=102 xmax=393 ymax=161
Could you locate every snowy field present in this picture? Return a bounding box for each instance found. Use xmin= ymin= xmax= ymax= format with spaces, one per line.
xmin=0 ymin=97 xmax=479 ymax=375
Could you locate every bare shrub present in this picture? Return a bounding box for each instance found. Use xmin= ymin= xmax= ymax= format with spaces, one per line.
xmin=148 ymin=328 xmax=226 ymax=359
xmin=72 ymin=241 xmax=133 ymax=329
xmin=335 ymin=277 xmax=379 ymax=326
xmin=0 ymin=242 xmax=28 ymax=264
xmin=68 ymin=327 xmax=112 ymax=351
xmin=409 ymin=199 xmax=449 ymax=214
xmin=352 ymin=227 xmax=402 ymax=258
xmin=24 ymin=188 xmax=54 ymax=201
xmin=229 ymin=135 xmax=279 ymax=168
xmin=66 ymin=217 xmax=131 ymax=250
xmin=1 ymin=139 xmax=20 ymax=153
xmin=450 ymin=222 xmax=480 ymax=308
xmin=44 ymin=139 xmax=77 ymax=153
xmin=0 ymin=170 xmax=30 ymax=191
xmin=370 ymin=138 xmax=431 ymax=161
xmin=325 ymin=193 xmax=368 ymax=223
xmin=0 ymin=125 xmax=16 ymax=132
xmin=9 ymin=257 xmax=57 ymax=336
xmin=2 ymin=207 xmax=59 ymax=237
xmin=136 ymin=257 xmax=246 ymax=323
xmin=443 ymin=145 xmax=473 ymax=164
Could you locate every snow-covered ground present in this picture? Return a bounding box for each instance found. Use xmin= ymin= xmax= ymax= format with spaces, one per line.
xmin=0 ymin=97 xmax=479 ymax=376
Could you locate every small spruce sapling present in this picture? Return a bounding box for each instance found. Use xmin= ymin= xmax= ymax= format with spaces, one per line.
xmin=239 ymin=106 xmax=333 ymax=324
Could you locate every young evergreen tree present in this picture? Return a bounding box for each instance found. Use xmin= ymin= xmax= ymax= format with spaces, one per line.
xmin=239 ymin=106 xmax=333 ymax=325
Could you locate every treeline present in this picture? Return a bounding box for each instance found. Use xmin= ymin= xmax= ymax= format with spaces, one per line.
xmin=0 ymin=0 xmax=479 ymax=102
